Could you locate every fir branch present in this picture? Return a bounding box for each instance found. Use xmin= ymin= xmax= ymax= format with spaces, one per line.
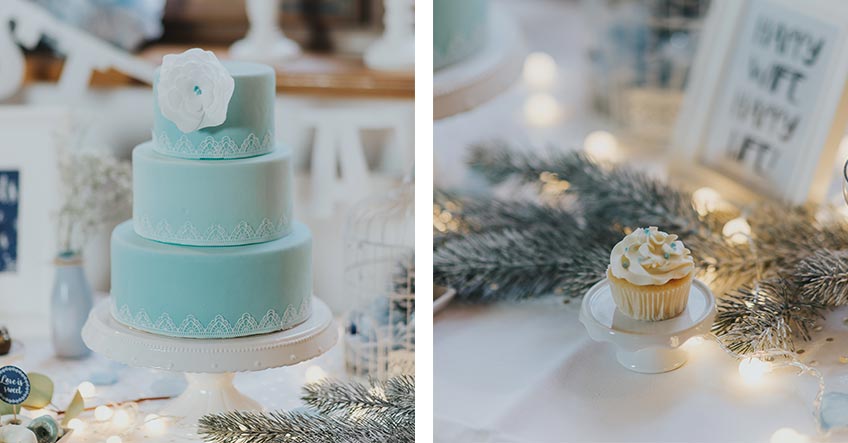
xmin=434 ymin=226 xmax=608 ymax=302
xmin=469 ymin=144 xmax=702 ymax=235
xmin=712 ymin=278 xmax=826 ymax=354
xmin=199 ymin=377 xmax=415 ymax=443
xmin=794 ymin=249 xmax=848 ymax=306
xmin=302 ymin=376 xmax=414 ymax=424
xmin=198 ymin=410 xmax=411 ymax=443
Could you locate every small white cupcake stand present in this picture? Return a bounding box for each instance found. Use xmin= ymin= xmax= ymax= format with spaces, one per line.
xmin=579 ymin=279 xmax=716 ymax=373
xmin=81 ymin=297 xmax=337 ymax=437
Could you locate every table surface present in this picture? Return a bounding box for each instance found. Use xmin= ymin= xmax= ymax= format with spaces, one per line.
xmin=434 ymin=1 xmax=848 ymax=442
xmin=4 ymin=328 xmax=346 ymax=442
xmin=23 ymin=45 xmax=414 ymax=99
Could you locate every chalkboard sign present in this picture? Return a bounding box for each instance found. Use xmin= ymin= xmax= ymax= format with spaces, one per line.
xmin=672 ymin=0 xmax=848 ymax=204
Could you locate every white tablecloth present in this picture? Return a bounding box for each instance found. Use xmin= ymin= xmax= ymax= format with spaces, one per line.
xmin=434 ymin=299 xmax=848 ymax=442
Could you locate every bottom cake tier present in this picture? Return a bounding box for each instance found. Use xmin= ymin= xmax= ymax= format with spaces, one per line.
xmin=110 ymin=220 xmax=312 ymax=338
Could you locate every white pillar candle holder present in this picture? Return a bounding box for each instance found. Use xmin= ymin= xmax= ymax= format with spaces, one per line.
xmin=230 ymin=0 xmax=301 ymax=63
xmin=364 ymin=0 xmax=414 ymax=71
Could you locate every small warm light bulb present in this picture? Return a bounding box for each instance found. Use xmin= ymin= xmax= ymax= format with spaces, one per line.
xmin=77 ymin=381 xmax=96 ymax=399
xmin=723 ymin=217 xmax=752 ymax=245
xmin=738 ymin=358 xmax=771 ymax=385
xmin=144 ymin=414 xmax=167 ymax=435
xmin=67 ymin=418 xmax=85 ymax=431
xmin=106 ymin=436 xmax=123 ymax=443
xmin=692 ymin=187 xmax=728 ymax=216
xmin=770 ymin=427 xmax=810 ymax=443
xmin=112 ymin=409 xmax=131 ymax=428
xmin=523 ymin=93 xmax=561 ymax=127
xmin=305 ymin=365 xmax=327 ymax=383
xmin=584 ymin=130 xmax=621 ymax=162
xmin=523 ymin=52 xmax=557 ymax=89
xmin=95 ymin=405 xmax=113 ymax=421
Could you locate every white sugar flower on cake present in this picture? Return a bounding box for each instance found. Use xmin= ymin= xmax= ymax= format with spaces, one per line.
xmin=157 ymin=48 xmax=235 ymax=133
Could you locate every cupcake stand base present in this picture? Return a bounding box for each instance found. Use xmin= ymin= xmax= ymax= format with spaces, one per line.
xmin=81 ymin=297 xmax=338 ymax=440
xmin=579 ymin=279 xmax=716 ymax=374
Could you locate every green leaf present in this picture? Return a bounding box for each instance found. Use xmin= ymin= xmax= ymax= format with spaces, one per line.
xmin=61 ymin=390 xmax=84 ymax=426
xmin=22 ymin=373 xmax=54 ymax=410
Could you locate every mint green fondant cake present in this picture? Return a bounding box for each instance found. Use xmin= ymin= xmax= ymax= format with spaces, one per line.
xmin=434 ymin=0 xmax=489 ymax=70
xmin=111 ymin=50 xmax=313 ymax=339
xmin=111 ymin=221 xmax=311 ymax=338
xmin=133 ymin=143 xmax=293 ymax=246
xmin=152 ymin=61 xmax=275 ymax=159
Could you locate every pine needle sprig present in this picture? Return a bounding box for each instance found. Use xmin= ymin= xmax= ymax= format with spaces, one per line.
xmin=469 ymin=144 xmax=703 ymax=235
xmin=199 ymin=377 xmax=414 ymax=443
xmin=712 ymin=278 xmax=826 ymax=354
xmin=434 ymin=226 xmax=609 ymax=302
xmin=198 ymin=409 xmax=410 ymax=443
xmin=794 ymin=250 xmax=848 ymax=306
xmin=302 ymin=376 xmax=414 ymax=424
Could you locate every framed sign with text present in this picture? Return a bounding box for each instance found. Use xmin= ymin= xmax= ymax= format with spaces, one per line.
xmin=672 ymin=0 xmax=848 ymax=204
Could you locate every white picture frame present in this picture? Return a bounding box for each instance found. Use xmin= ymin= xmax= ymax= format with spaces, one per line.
xmin=671 ymin=0 xmax=848 ymax=205
xmin=0 ymin=106 xmax=68 ymax=335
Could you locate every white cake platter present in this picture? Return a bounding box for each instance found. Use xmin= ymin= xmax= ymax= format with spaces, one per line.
xmin=82 ymin=297 xmax=337 ymax=428
xmin=579 ymin=278 xmax=716 ymax=374
xmin=433 ymin=5 xmax=526 ymax=120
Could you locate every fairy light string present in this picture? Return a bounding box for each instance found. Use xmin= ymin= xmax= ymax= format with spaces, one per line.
xmin=715 ymin=218 xmax=827 ymax=436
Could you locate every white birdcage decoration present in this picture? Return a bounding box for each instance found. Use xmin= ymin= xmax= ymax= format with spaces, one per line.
xmin=343 ymin=181 xmax=414 ymax=379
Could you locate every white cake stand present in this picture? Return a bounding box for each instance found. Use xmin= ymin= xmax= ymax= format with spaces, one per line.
xmin=81 ymin=297 xmax=337 ymax=429
xmin=579 ymin=278 xmax=716 ymax=374
xmin=433 ymin=5 xmax=526 ymax=119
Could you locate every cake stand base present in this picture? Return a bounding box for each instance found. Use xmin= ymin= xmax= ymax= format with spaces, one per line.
xmin=579 ymin=279 xmax=715 ymax=374
xmin=158 ymin=373 xmax=263 ymax=421
xmin=82 ymin=297 xmax=337 ymax=427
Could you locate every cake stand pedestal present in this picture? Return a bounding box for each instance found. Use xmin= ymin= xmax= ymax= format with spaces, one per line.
xmin=579 ymin=279 xmax=715 ymax=374
xmin=81 ymin=297 xmax=337 ymax=435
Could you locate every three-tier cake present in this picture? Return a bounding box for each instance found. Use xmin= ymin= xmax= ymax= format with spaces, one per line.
xmin=110 ymin=49 xmax=312 ymax=339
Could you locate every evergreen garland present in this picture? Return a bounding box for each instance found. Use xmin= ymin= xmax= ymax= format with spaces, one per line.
xmin=198 ymin=376 xmax=414 ymax=443
xmin=435 ymin=143 xmax=848 ymax=353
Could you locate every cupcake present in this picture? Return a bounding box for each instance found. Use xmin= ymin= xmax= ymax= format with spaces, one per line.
xmin=607 ymin=227 xmax=695 ymax=321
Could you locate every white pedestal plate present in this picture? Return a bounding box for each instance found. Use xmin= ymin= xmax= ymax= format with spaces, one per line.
xmin=81 ymin=297 xmax=337 ymax=440
xmin=579 ymin=278 xmax=716 ymax=374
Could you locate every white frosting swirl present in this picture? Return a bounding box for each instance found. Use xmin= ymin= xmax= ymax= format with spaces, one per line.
xmin=609 ymin=227 xmax=694 ymax=286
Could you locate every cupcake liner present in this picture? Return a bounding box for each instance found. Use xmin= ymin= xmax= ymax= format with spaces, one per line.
xmin=608 ymin=274 xmax=692 ymax=321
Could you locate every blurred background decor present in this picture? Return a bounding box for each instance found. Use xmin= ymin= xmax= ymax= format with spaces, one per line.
xmin=229 ymin=0 xmax=301 ymax=63
xmin=343 ymin=181 xmax=414 ymax=379
xmin=584 ymin=0 xmax=710 ymax=147
xmin=51 ymin=118 xmax=131 ymax=359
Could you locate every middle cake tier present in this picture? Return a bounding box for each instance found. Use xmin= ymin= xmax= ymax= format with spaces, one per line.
xmin=133 ymin=142 xmax=293 ymax=246
xmin=111 ymin=220 xmax=313 ymax=339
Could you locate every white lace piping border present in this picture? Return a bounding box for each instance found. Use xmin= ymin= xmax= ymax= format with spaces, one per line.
xmin=112 ymin=298 xmax=312 ymax=339
xmin=152 ymin=130 xmax=274 ymax=159
xmin=134 ymin=215 xmax=291 ymax=247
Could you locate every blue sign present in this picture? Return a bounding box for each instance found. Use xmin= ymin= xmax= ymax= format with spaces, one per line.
xmin=0 ymin=366 xmax=30 ymax=405
xmin=0 ymin=171 xmax=19 ymax=273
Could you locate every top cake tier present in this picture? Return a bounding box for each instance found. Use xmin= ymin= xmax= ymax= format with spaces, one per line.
xmin=153 ymin=61 xmax=276 ymax=159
